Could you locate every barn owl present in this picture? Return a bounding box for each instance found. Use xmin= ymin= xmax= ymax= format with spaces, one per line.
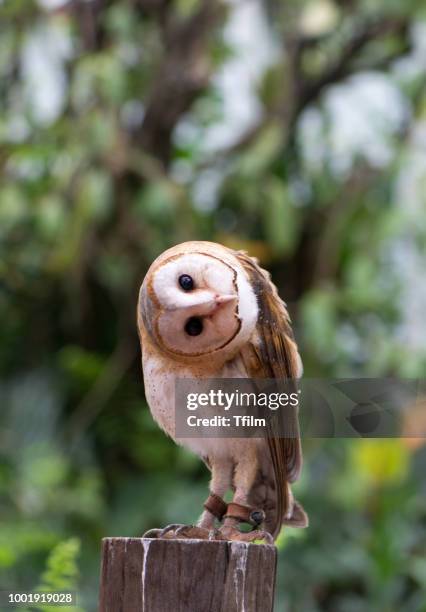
xmin=137 ymin=241 xmax=308 ymax=543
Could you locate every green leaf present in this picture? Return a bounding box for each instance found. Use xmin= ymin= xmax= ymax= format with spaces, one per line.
xmin=238 ymin=123 xmax=283 ymax=177
xmin=262 ymin=178 xmax=299 ymax=255
xmin=76 ymin=170 xmax=112 ymax=222
xmin=36 ymin=538 xmax=84 ymax=612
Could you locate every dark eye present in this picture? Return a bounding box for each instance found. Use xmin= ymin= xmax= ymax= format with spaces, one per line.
xmin=185 ymin=317 xmax=203 ymax=336
xmin=179 ymin=274 xmax=194 ymax=291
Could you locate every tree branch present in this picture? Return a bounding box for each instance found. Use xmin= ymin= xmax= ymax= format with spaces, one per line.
xmin=136 ymin=0 xmax=225 ymax=167
xmin=296 ymin=17 xmax=410 ymax=115
xmin=196 ymin=15 xmax=411 ymax=168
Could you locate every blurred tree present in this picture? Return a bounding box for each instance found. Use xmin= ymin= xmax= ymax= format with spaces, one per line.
xmin=0 ymin=0 xmax=426 ymax=609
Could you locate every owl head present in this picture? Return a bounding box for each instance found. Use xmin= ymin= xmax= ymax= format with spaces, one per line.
xmin=138 ymin=241 xmax=258 ymax=362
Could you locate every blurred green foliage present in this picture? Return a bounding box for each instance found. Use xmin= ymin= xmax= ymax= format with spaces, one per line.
xmin=1 ymin=0 xmax=426 ymax=610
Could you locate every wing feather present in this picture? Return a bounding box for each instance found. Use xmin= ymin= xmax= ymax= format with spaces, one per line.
xmin=235 ymin=250 xmax=304 ymax=538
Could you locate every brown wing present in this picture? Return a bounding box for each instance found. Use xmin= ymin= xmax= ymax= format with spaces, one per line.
xmin=235 ymin=250 xmax=305 ymax=538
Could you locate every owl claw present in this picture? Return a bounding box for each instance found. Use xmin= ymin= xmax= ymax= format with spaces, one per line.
xmin=144 ymin=524 xmax=216 ymax=540
xmin=142 ymin=524 xmax=186 ymax=539
xmin=174 ymin=525 xmax=213 ymax=540
xmin=142 ymin=528 xmax=162 ymax=538
xmin=218 ymin=526 xmax=274 ymax=545
xmin=144 ymin=524 xmax=274 ymax=544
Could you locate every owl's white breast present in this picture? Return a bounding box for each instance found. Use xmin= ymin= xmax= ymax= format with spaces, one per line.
xmin=142 ymin=348 xmax=251 ymax=459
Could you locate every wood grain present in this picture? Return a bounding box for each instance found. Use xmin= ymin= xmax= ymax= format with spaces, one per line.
xmin=99 ymin=537 xmax=277 ymax=612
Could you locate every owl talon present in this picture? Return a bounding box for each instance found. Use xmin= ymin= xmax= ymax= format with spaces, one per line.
xmin=160 ymin=523 xmax=186 ymax=537
xmin=142 ymin=528 xmax=162 ymax=538
xmin=174 ymin=525 xmax=212 ymax=540
xmin=143 ymin=524 xmax=187 ymax=539
xmin=144 ymin=524 xmax=215 ymax=540
xmin=218 ymin=526 xmax=274 ymax=545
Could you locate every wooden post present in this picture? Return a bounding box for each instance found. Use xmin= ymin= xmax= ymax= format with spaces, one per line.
xmin=99 ymin=537 xmax=277 ymax=612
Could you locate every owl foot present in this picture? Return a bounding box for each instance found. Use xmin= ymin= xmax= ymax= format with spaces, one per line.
xmin=143 ymin=524 xmax=218 ymax=540
xmin=143 ymin=523 xmax=186 ymax=538
xmin=174 ymin=525 xmax=219 ymax=540
xmin=218 ymin=525 xmax=274 ymax=545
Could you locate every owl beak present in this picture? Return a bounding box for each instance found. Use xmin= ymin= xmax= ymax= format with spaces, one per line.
xmin=168 ymin=292 xmax=237 ymax=314
xmin=214 ymin=294 xmax=238 ymax=305
xmin=197 ymin=293 xmax=238 ymax=314
xmin=200 ymin=293 xmax=238 ymax=312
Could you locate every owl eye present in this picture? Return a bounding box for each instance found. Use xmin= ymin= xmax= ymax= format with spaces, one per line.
xmin=179 ymin=274 xmax=194 ymax=291
xmin=185 ymin=317 xmax=203 ymax=336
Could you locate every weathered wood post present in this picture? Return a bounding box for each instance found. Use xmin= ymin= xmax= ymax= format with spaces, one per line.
xmin=99 ymin=537 xmax=277 ymax=612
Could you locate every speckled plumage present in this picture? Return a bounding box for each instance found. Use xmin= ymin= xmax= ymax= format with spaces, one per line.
xmin=137 ymin=241 xmax=308 ymax=541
